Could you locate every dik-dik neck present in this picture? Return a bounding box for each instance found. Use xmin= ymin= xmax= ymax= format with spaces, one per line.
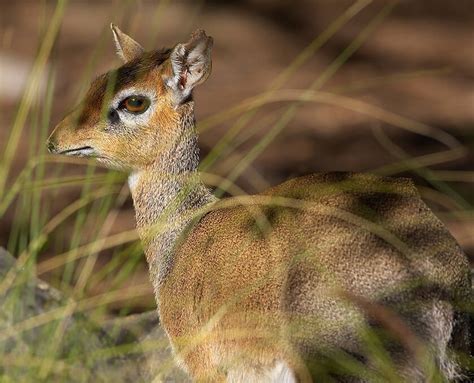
xmin=128 ymin=103 xmax=216 ymax=288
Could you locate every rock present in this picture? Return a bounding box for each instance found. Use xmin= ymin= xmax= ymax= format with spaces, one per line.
xmin=0 ymin=248 xmax=186 ymax=382
xmin=104 ymin=311 xmax=190 ymax=382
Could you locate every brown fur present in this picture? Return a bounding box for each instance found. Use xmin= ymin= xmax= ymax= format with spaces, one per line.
xmin=47 ymin=28 xmax=471 ymax=382
xmin=160 ymin=173 xmax=470 ymax=381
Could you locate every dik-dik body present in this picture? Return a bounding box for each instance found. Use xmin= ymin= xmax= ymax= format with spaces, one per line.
xmin=47 ymin=26 xmax=471 ymax=382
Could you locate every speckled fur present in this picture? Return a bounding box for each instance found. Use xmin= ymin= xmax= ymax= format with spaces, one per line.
xmin=128 ymin=102 xmax=216 ymax=287
xmin=47 ymin=28 xmax=471 ymax=382
xmin=160 ymin=173 xmax=470 ymax=382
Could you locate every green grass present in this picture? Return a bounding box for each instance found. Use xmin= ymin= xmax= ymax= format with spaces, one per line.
xmin=0 ymin=0 xmax=472 ymax=382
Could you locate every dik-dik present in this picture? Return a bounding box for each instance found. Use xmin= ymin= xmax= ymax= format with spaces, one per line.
xmin=47 ymin=26 xmax=471 ymax=382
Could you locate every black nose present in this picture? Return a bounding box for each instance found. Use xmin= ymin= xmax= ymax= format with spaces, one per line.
xmin=47 ymin=139 xmax=57 ymax=153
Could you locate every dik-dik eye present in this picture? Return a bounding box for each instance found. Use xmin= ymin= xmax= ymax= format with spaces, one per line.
xmin=119 ymin=95 xmax=150 ymax=114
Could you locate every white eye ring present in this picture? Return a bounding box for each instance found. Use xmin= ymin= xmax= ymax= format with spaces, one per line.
xmin=109 ymin=88 xmax=157 ymax=127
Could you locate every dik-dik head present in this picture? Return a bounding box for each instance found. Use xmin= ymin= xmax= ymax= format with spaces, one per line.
xmin=47 ymin=25 xmax=213 ymax=170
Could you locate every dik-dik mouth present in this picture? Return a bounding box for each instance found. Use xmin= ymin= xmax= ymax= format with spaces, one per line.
xmin=59 ymin=146 xmax=95 ymax=157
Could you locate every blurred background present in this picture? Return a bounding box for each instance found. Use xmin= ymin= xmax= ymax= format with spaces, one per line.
xmin=0 ymin=0 xmax=473 ymax=316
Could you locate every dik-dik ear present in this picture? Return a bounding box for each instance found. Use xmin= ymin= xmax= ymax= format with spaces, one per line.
xmin=110 ymin=23 xmax=144 ymax=63
xmin=166 ymin=29 xmax=213 ymax=105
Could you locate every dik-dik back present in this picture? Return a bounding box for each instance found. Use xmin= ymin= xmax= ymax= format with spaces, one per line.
xmin=47 ymin=26 xmax=471 ymax=382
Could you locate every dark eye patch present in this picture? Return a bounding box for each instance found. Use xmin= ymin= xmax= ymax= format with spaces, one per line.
xmin=107 ymin=108 xmax=120 ymax=124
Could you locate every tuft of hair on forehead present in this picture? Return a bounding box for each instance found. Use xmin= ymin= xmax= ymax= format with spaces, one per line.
xmin=88 ymin=48 xmax=173 ymax=97
xmin=110 ymin=48 xmax=172 ymax=91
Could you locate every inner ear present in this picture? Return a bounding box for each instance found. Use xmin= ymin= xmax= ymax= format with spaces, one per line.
xmin=166 ymin=29 xmax=213 ymax=105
